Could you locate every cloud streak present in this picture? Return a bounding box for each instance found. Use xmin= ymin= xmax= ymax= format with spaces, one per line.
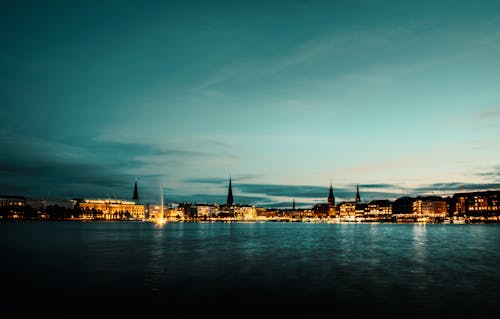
xmin=478 ymin=108 xmax=500 ymax=119
xmin=0 ymin=132 xmax=227 ymax=200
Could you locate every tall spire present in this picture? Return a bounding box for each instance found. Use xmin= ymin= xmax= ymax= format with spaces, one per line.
xmin=328 ymin=182 xmax=335 ymax=205
xmin=133 ymin=179 xmax=139 ymax=201
xmin=292 ymin=198 xmax=296 ymax=210
xmin=355 ymin=184 xmax=361 ymax=203
xmin=226 ymin=176 xmax=233 ymax=206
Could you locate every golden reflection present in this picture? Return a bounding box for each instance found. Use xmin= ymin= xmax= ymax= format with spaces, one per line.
xmin=412 ymin=224 xmax=428 ymax=289
xmin=145 ymin=224 xmax=165 ymax=293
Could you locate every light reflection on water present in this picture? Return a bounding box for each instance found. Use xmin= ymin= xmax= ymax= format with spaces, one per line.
xmin=412 ymin=224 xmax=428 ymax=290
xmin=1 ymin=222 xmax=499 ymax=318
xmin=145 ymin=225 xmax=165 ymax=293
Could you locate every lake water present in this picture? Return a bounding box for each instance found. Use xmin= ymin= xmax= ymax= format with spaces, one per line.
xmin=1 ymin=221 xmax=499 ymax=318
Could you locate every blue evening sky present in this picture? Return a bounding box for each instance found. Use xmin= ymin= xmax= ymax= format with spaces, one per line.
xmin=1 ymin=0 xmax=499 ymax=207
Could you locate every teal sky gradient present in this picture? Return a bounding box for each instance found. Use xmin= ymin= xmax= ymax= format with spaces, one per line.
xmin=1 ymin=0 xmax=499 ymax=206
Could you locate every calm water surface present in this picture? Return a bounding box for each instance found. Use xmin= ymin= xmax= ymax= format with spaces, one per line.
xmin=1 ymin=221 xmax=499 ymax=318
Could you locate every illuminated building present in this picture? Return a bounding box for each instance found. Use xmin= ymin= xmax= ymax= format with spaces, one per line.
xmin=78 ymin=199 xmax=145 ymax=220
xmin=178 ymin=202 xmax=196 ymax=220
xmin=233 ymin=204 xmax=257 ymax=220
xmin=313 ymin=183 xmax=337 ymax=217
xmin=355 ymin=203 xmax=367 ymax=220
xmin=313 ymin=203 xmax=331 ymax=217
xmin=197 ymin=204 xmax=217 ymax=219
xmin=0 ymin=195 xmax=25 ymax=219
xmin=412 ymin=197 xmax=447 ymax=216
xmin=147 ymin=204 xmax=183 ymax=221
xmin=391 ymin=196 xmax=447 ymax=223
xmin=451 ymin=190 xmax=499 ymax=221
xmin=333 ymin=186 xmax=364 ymax=221
xmin=337 ymin=202 xmax=357 ymax=221
xmin=363 ymin=200 xmax=392 ymax=222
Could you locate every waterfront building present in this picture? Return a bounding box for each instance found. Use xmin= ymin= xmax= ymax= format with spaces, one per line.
xmin=178 ymin=202 xmax=197 ymax=220
xmin=451 ymin=190 xmax=500 ymax=221
xmin=197 ymin=204 xmax=217 ymax=219
xmin=256 ymin=207 xmax=278 ymax=219
xmin=393 ymin=196 xmax=446 ymax=223
xmin=165 ymin=208 xmax=183 ymax=220
xmin=364 ymin=200 xmax=392 ymax=222
xmin=233 ymin=204 xmax=257 ymax=220
xmin=0 ymin=195 xmax=25 ymax=219
xmin=147 ymin=204 xmax=183 ymax=221
xmin=313 ymin=183 xmax=337 ymax=218
xmin=78 ymin=199 xmax=145 ymax=220
xmin=355 ymin=203 xmax=368 ymax=221
xmin=332 ymin=185 xmax=364 ymax=221
xmin=313 ymin=203 xmax=330 ymax=217
xmin=412 ymin=197 xmax=447 ymax=216
xmin=337 ymin=201 xmax=357 ymax=221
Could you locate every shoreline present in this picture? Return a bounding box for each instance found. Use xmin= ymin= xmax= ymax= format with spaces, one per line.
xmin=1 ymin=218 xmax=498 ymax=224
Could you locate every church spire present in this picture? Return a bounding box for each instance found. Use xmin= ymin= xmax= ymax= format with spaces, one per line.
xmin=328 ymin=181 xmax=335 ymax=205
xmin=226 ymin=176 xmax=233 ymax=206
xmin=292 ymin=198 xmax=296 ymax=210
xmin=133 ymin=179 xmax=139 ymax=201
xmin=355 ymin=184 xmax=361 ymax=203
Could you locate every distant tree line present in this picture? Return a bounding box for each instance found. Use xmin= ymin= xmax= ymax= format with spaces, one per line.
xmin=0 ymin=204 xmax=83 ymax=220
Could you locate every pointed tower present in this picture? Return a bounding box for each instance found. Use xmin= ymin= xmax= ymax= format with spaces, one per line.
xmin=226 ymin=177 xmax=234 ymax=206
xmin=328 ymin=182 xmax=335 ymax=205
xmin=292 ymin=198 xmax=296 ymax=210
xmin=133 ymin=179 xmax=139 ymax=201
xmin=355 ymin=184 xmax=361 ymax=203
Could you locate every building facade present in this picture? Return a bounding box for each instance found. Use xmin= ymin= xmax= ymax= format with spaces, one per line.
xmin=78 ymin=199 xmax=145 ymax=220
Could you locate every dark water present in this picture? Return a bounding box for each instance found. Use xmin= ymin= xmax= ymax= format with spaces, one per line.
xmin=1 ymin=221 xmax=499 ymax=318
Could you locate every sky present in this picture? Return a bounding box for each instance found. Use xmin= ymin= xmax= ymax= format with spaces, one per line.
xmin=1 ymin=0 xmax=499 ymax=208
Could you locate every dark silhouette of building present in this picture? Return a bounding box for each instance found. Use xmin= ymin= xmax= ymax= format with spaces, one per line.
xmin=132 ymin=179 xmax=139 ymax=201
xmin=392 ymin=196 xmax=413 ymax=214
xmin=178 ymin=202 xmax=197 ymax=220
xmin=328 ymin=182 xmax=335 ymax=205
xmin=226 ymin=177 xmax=234 ymax=206
xmin=355 ymin=184 xmax=361 ymax=202
xmin=292 ymin=198 xmax=296 ymax=210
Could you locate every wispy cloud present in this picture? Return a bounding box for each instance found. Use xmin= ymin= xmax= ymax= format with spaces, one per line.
xmin=184 ymin=174 xmax=262 ymax=185
xmin=478 ymin=108 xmax=500 ymax=119
xmin=476 ymin=165 xmax=500 ymax=182
xmin=184 ymin=178 xmax=227 ymax=185
xmin=414 ymin=182 xmax=500 ymax=193
xmin=350 ymin=183 xmax=399 ymax=189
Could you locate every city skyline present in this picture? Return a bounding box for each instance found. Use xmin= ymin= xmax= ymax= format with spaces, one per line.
xmin=8 ymin=177 xmax=500 ymax=210
xmin=1 ymin=1 xmax=499 ymax=208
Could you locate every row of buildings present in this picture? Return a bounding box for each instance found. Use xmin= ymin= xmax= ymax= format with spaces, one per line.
xmin=309 ymin=183 xmax=499 ymax=223
xmin=1 ymin=179 xmax=499 ymax=223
